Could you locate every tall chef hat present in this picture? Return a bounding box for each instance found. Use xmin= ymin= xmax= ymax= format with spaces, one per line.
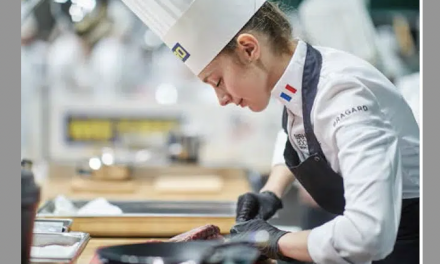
xmin=121 ymin=0 xmax=266 ymax=76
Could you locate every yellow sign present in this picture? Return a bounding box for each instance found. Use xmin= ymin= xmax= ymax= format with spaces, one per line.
xmin=65 ymin=116 xmax=180 ymax=143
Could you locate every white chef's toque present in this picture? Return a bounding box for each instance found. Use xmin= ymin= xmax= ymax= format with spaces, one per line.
xmin=121 ymin=0 xmax=266 ymax=75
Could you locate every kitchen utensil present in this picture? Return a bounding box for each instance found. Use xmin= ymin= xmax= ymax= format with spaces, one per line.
xmin=30 ymin=232 xmax=90 ymax=264
xmin=91 ymin=165 xmax=132 ymax=181
xmin=34 ymin=219 xmax=73 ymax=233
xmin=167 ymin=131 xmax=202 ymax=164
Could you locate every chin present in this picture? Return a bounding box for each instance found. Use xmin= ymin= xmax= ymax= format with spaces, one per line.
xmin=248 ymin=103 xmax=268 ymax=113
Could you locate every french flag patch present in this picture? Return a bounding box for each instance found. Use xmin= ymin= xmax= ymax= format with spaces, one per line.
xmin=280 ymin=84 xmax=297 ymax=102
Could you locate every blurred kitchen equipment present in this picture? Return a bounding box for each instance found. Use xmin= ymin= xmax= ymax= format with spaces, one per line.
xmin=70 ymin=148 xmax=137 ymax=193
xmin=22 ymin=159 xmax=34 ymax=171
xmin=91 ymin=165 xmax=132 ymax=181
xmin=21 ymin=0 xmax=45 ymax=24
xmin=167 ymin=130 xmax=202 ymax=164
xmin=77 ymin=148 xmax=133 ymax=181
xmin=34 ymin=219 xmax=73 ymax=233
xmin=22 ymin=160 xmax=41 ymax=264
xmin=96 ymin=241 xmax=261 ymax=264
xmin=37 ymin=200 xmax=237 ymax=237
xmin=30 ymin=232 xmax=90 ymax=264
xmin=50 ymin=0 xmax=111 ymax=45
xmin=393 ymin=14 xmax=417 ymax=58
xmin=153 ymin=174 xmax=224 ymax=194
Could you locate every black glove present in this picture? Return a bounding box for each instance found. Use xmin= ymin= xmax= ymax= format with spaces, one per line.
xmin=236 ymin=191 xmax=283 ymax=222
xmin=230 ymin=219 xmax=292 ymax=261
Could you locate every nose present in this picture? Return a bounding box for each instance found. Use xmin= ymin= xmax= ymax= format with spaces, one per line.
xmin=215 ymin=89 xmax=232 ymax=106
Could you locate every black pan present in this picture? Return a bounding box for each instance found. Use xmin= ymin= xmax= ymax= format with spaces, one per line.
xmin=97 ymin=241 xmax=261 ymax=264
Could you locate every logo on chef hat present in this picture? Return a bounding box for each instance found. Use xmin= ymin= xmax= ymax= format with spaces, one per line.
xmin=172 ymin=43 xmax=190 ymax=62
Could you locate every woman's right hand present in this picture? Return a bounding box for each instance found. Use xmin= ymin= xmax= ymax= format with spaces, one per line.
xmin=235 ymin=191 xmax=284 ymax=222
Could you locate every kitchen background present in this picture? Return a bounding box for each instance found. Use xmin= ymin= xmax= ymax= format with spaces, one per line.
xmin=21 ymin=0 xmax=420 ymax=176
xmin=21 ymin=1 xmax=420 ymax=262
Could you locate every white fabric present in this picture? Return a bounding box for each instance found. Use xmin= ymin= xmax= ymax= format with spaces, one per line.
xmin=53 ymin=195 xmax=123 ymax=216
xmin=271 ymin=129 xmax=288 ymax=166
xmin=121 ymin=0 xmax=266 ymax=75
xmin=31 ymin=242 xmax=79 ymax=259
xmin=298 ymin=0 xmax=378 ymax=64
xmin=271 ymin=40 xmax=419 ymax=264
xmin=120 ymin=0 xmax=194 ymax=38
xmin=395 ymin=72 xmax=420 ymax=125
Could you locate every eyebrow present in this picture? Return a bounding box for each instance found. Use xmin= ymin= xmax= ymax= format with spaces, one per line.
xmin=201 ymin=69 xmax=214 ymax=84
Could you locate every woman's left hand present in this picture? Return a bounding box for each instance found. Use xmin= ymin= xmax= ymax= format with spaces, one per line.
xmin=230 ymin=219 xmax=293 ymax=261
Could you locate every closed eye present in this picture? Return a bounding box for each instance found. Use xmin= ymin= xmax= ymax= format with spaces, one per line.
xmin=216 ymin=79 xmax=222 ymax=88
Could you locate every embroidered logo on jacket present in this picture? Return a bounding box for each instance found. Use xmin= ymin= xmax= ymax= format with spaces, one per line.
xmin=294 ymin=134 xmax=308 ymax=150
xmin=333 ymin=105 xmax=369 ymax=127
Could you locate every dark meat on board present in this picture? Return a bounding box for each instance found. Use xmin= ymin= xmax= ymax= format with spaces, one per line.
xmin=144 ymin=224 xmax=224 ymax=243
xmin=170 ymin=224 xmax=224 ymax=242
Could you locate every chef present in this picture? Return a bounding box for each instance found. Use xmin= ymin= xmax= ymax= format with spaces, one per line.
xmin=120 ymin=1 xmax=420 ymax=263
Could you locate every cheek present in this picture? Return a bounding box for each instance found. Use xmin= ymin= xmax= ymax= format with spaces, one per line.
xmin=224 ymin=69 xmax=265 ymax=99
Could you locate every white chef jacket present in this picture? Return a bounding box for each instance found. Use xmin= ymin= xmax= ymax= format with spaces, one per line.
xmin=395 ymin=72 xmax=420 ymax=126
xmin=270 ymin=40 xmax=420 ymax=264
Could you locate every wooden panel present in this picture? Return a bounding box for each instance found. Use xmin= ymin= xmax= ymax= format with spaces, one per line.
xmin=153 ymin=175 xmax=224 ymax=194
xmin=40 ymin=216 xmax=235 ymax=237
xmin=70 ymin=176 xmax=138 ymax=193
xmin=40 ymin=164 xmax=252 ymax=202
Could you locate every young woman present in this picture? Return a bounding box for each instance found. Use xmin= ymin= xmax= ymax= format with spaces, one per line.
xmin=122 ymin=1 xmax=419 ymax=263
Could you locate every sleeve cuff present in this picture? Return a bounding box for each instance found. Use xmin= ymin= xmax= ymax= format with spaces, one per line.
xmin=308 ymin=218 xmax=350 ymax=264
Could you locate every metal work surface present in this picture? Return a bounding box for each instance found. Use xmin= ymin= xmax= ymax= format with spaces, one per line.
xmin=34 ymin=219 xmax=73 ymax=233
xmin=37 ymin=200 xmax=238 ymax=237
xmin=30 ymin=232 xmax=90 ymax=264
xmin=38 ymin=199 xmax=237 ymax=217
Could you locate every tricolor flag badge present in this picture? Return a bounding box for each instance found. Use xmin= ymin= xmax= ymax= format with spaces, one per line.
xmin=280 ymin=84 xmax=297 ymax=102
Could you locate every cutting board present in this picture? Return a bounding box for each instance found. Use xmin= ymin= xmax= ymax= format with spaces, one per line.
xmin=153 ymin=175 xmax=224 ymax=194
xmin=70 ymin=176 xmax=137 ymax=193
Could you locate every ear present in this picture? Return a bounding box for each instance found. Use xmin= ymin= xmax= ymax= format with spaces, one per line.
xmin=235 ymin=33 xmax=261 ymax=63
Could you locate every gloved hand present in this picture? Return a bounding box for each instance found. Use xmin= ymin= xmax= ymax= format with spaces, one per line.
xmin=229 ymin=219 xmax=292 ymax=261
xmin=236 ymin=191 xmax=283 ymax=222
